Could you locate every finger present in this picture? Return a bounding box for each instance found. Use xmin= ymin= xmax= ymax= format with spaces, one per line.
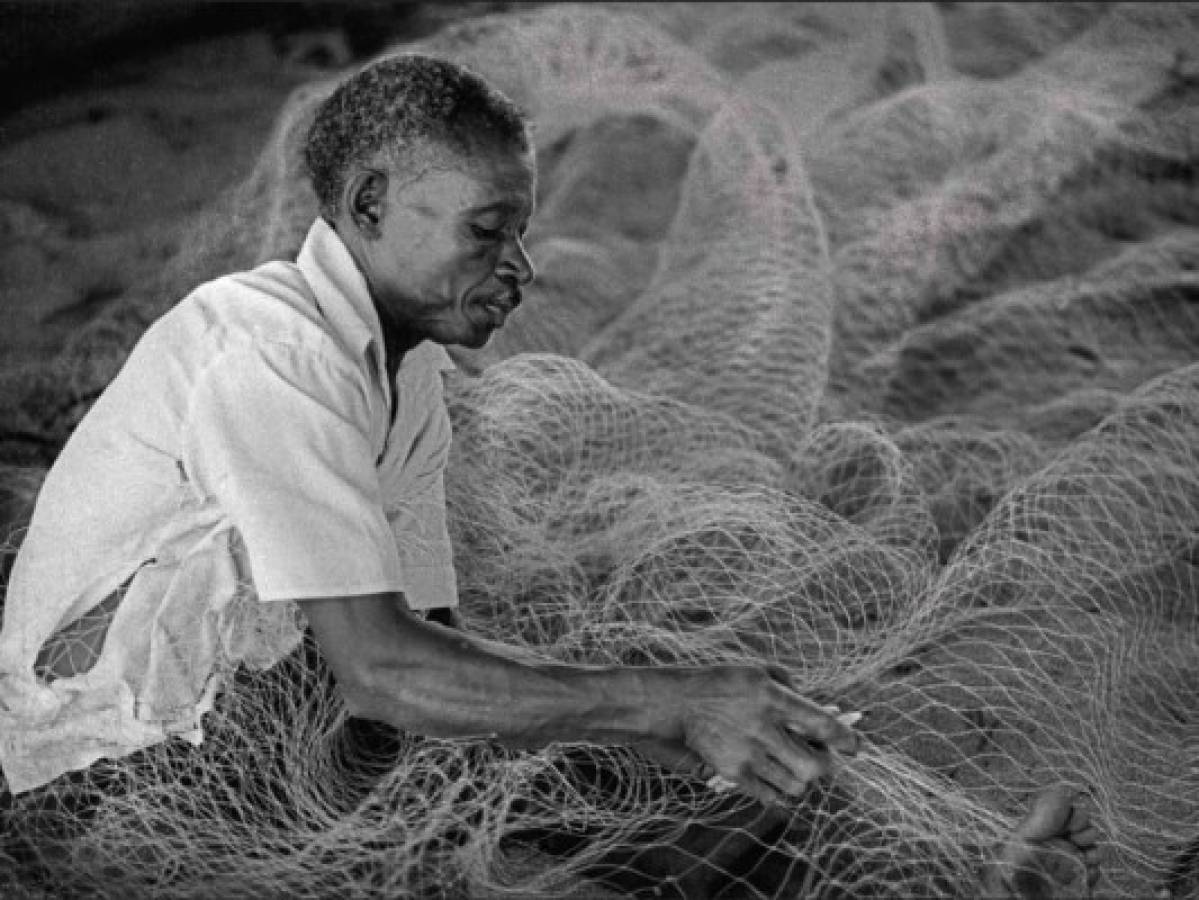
xmin=1037 ymin=838 xmax=1085 ymax=884
xmin=767 ymin=730 xmax=830 ymax=785
xmin=1066 ymin=803 xmax=1092 ymax=834
xmin=754 ymin=751 xmax=818 ymax=799
xmin=763 ymin=674 xmax=860 ymax=755
xmin=1071 ymin=824 xmax=1101 ymax=848
xmin=760 ymin=668 xmax=861 ymax=749
xmin=823 ymin=704 xmax=868 ymax=733
xmin=707 ymin=764 xmax=781 ymax=807
xmin=736 ymin=770 xmax=786 ymax=808
xmin=783 ymin=704 xmax=859 ymax=756
xmin=705 ymin=773 xmax=738 ymax=794
xmin=1016 ymin=785 xmax=1081 ymax=841
xmin=818 ymin=707 xmax=866 ymax=731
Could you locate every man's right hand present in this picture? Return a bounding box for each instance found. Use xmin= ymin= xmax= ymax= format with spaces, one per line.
xmin=300 ymin=591 xmax=858 ymax=799
xmin=653 ymin=665 xmax=860 ymax=807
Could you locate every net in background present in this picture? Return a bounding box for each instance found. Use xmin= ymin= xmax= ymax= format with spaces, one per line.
xmin=2 ymin=3 xmax=1198 ymax=898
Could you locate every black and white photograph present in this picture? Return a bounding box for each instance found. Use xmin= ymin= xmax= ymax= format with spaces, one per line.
xmin=0 ymin=2 xmax=1196 ymax=897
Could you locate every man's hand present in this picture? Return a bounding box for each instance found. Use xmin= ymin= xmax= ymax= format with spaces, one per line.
xmin=419 ymin=606 xmax=858 ymax=803
xmin=659 ymin=665 xmax=860 ymax=807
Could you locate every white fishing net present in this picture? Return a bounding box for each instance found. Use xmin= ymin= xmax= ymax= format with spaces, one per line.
xmin=3 ymin=3 xmax=1198 ymax=898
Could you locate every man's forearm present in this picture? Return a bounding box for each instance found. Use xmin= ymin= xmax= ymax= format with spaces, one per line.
xmin=305 ymin=593 xmax=682 ymax=748
xmin=300 ymin=591 xmax=859 ymax=806
xmin=362 ymin=629 xmax=675 ymax=747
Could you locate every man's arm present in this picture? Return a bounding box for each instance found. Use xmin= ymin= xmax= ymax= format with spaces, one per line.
xmin=297 ymin=593 xmax=859 ymax=806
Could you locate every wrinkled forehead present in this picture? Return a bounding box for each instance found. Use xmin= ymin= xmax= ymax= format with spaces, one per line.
xmin=439 ymin=144 xmax=537 ymax=216
xmin=391 ymin=142 xmax=537 ymax=220
xmin=460 ymin=138 xmax=535 ymax=184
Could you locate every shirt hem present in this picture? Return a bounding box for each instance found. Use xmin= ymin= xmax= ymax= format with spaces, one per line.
xmin=255 ymin=581 xmax=407 ymax=602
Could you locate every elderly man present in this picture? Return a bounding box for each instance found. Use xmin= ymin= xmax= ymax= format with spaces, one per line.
xmin=0 ymin=53 xmax=853 ymax=806
xmin=1 ymin=54 xmax=1096 ymax=898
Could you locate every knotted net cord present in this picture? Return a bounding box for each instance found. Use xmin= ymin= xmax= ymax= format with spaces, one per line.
xmin=2 ymin=4 xmax=1197 ymax=897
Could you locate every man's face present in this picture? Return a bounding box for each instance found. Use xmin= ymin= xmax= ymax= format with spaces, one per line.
xmin=355 ymin=143 xmax=537 ymax=351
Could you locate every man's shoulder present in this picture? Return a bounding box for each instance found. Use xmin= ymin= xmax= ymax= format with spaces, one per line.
xmin=170 ymin=258 xmax=343 ymax=359
xmin=189 ymin=258 xmax=312 ymax=322
xmin=221 ymin=257 xmax=310 ymax=297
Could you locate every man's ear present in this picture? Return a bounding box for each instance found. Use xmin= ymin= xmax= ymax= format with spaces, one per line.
xmin=345 ymin=168 xmax=388 ymax=238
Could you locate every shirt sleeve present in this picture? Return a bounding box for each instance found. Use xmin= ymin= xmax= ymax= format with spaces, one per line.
xmin=182 ymin=340 xmax=404 ymax=602
xmin=381 ymin=395 xmax=459 ymax=611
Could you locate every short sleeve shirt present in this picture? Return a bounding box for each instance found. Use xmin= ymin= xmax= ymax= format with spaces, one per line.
xmin=0 ymin=218 xmax=459 ymax=793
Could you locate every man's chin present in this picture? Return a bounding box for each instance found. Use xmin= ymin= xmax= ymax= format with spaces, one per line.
xmin=459 ymin=326 xmax=497 ymax=350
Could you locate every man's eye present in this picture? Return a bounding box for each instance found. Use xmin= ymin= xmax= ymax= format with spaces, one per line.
xmin=471 ymin=224 xmax=503 ymax=242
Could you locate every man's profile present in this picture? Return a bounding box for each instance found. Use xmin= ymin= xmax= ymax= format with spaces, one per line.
xmin=0 ymin=53 xmax=1098 ymax=897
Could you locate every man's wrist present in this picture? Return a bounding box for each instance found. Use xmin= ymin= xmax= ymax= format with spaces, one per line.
xmin=520 ymin=662 xmax=689 ymax=748
xmin=613 ymin=665 xmax=689 ymax=744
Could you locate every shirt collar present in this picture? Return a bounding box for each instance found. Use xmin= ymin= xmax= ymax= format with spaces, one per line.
xmin=296 ymin=218 xmax=457 ymax=383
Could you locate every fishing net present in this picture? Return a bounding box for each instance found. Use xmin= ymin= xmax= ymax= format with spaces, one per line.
xmin=3 ymin=2 xmax=1198 ymax=898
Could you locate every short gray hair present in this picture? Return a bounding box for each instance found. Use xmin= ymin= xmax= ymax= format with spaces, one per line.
xmin=303 ymin=53 xmax=531 ymax=215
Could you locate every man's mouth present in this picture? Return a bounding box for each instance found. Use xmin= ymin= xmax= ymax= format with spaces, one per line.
xmin=477 ymin=291 xmax=519 ymax=327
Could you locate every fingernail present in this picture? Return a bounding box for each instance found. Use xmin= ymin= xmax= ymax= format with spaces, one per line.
xmin=705 ymin=775 xmax=737 ymax=794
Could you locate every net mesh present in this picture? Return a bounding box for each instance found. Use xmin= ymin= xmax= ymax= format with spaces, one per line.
xmin=3 ymin=3 xmax=1198 ymax=898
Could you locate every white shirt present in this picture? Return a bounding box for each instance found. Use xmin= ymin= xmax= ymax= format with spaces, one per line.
xmin=0 ymin=218 xmax=459 ymax=793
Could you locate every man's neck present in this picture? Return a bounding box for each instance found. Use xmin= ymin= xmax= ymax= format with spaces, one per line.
xmin=327 ymin=216 xmax=419 ymax=384
xmin=382 ymin=335 xmax=408 ymax=386
xmin=376 ymin=306 xmax=420 ymax=385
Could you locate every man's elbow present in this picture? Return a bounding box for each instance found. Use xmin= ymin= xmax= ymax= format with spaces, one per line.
xmin=331 ymin=657 xmax=405 ymax=724
xmin=296 ymin=592 xmax=418 ymax=725
xmin=337 ymin=672 xmax=386 ymax=721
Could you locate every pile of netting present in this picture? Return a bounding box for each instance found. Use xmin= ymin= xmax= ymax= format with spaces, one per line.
xmin=3 ymin=3 xmax=1198 ymax=897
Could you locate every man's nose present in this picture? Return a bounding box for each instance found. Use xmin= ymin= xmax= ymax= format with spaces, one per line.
xmin=498 ymin=235 xmax=536 ymax=286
